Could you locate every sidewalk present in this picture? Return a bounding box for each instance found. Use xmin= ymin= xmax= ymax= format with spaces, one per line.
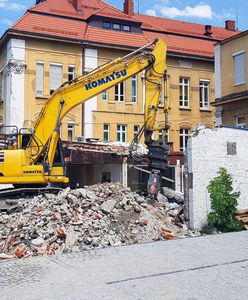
xmin=1 ymin=231 xmax=248 ymax=299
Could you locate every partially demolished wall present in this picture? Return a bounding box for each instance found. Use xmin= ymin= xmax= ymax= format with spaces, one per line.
xmin=186 ymin=127 xmax=248 ymax=230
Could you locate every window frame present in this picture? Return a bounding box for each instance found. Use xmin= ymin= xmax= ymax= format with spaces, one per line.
xmin=233 ymin=51 xmax=246 ymax=86
xmin=132 ymin=75 xmax=137 ymax=103
xmin=67 ymin=122 xmax=75 ymax=142
xmin=102 ymin=21 xmax=111 ymax=29
xmin=68 ymin=65 xmax=75 ymax=82
xmin=123 ymin=24 xmax=131 ymax=32
xmin=159 ymin=129 xmax=170 ymax=143
xmin=103 ymin=124 xmax=110 ymax=141
xmin=236 ymin=115 xmax=246 ymax=128
xmin=180 ymin=128 xmax=190 ymax=152
xmin=36 ymin=61 xmax=44 ymax=97
xmin=50 ymin=63 xmax=62 ymax=95
xmin=113 ymin=23 xmax=121 ymax=30
xmin=115 ymin=82 xmax=125 ymax=102
xmin=102 ymin=90 xmax=108 ymax=101
xmin=0 ymin=70 xmax=4 ymax=102
xmin=199 ymin=79 xmax=210 ymax=110
xmin=133 ymin=125 xmax=139 ymax=143
xmin=179 ymin=77 xmax=190 ymax=108
xmin=117 ymin=124 xmax=126 ymax=143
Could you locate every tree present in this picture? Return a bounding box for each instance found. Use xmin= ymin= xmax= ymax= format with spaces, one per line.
xmin=207 ymin=167 xmax=244 ymax=232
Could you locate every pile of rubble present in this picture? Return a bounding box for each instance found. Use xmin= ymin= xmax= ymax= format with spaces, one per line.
xmin=0 ymin=183 xmax=198 ymax=259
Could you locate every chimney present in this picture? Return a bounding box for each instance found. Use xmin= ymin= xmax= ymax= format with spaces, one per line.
xmin=71 ymin=0 xmax=81 ymax=12
xmin=225 ymin=20 xmax=236 ymax=31
xmin=123 ymin=0 xmax=134 ymax=16
xmin=204 ymin=25 xmax=213 ymax=37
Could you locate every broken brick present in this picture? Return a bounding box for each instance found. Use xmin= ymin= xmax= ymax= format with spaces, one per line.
xmin=160 ymin=228 xmax=172 ymax=234
xmin=50 ymin=214 xmax=58 ymax=221
xmin=162 ymin=233 xmax=176 ymax=240
xmin=56 ymin=227 xmax=66 ymax=238
xmin=15 ymin=246 xmax=27 ymax=258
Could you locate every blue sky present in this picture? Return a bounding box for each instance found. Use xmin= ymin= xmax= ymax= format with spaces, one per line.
xmin=0 ymin=0 xmax=247 ymax=37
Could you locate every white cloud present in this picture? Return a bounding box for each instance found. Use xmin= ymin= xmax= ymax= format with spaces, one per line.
xmin=0 ymin=18 xmax=12 ymax=26
xmin=145 ymin=9 xmax=157 ymax=17
xmin=155 ymin=3 xmax=214 ymax=19
xmin=0 ymin=0 xmax=25 ymax=10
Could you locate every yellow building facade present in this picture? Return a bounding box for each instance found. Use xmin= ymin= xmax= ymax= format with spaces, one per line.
xmin=213 ymin=31 xmax=248 ymax=127
xmin=0 ymin=0 xmax=238 ymax=152
xmin=93 ymin=49 xmax=215 ymax=151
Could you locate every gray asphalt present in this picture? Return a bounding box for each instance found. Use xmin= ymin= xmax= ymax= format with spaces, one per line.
xmin=1 ymin=231 xmax=248 ymax=300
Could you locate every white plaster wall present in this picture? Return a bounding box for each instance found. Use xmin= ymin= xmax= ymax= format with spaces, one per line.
xmin=187 ymin=127 xmax=248 ymax=230
xmin=6 ymin=39 xmax=25 ymax=130
xmin=94 ymin=164 xmax=123 ymax=183
xmin=214 ymin=45 xmax=221 ymax=99
xmin=214 ymin=45 xmax=222 ymax=126
xmin=84 ymin=48 xmax=98 ymax=138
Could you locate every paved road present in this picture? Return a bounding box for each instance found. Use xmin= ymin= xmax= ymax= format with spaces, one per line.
xmin=1 ymin=231 xmax=248 ymax=300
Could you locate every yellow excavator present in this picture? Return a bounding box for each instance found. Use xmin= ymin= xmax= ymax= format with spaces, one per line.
xmin=0 ymin=39 xmax=168 ymax=198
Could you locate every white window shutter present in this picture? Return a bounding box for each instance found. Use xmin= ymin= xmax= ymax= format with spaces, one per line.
xmin=36 ymin=63 xmax=44 ymax=96
xmin=234 ymin=53 xmax=245 ymax=85
xmin=50 ymin=64 xmax=62 ymax=91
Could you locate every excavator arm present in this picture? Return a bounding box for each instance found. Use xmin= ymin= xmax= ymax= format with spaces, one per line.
xmin=0 ymin=39 xmax=168 ymax=188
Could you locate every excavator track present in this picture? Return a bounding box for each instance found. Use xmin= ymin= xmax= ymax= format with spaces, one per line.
xmin=0 ymin=186 xmax=62 ymax=200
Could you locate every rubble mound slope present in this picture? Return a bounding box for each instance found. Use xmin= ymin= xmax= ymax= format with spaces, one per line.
xmin=0 ymin=183 xmax=195 ymax=259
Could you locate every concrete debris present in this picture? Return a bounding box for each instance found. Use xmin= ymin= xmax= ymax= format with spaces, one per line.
xmin=160 ymin=188 xmax=184 ymax=204
xmin=0 ymin=183 xmax=200 ymax=259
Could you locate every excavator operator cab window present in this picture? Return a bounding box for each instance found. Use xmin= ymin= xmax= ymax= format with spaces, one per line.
xmin=21 ymin=133 xmax=32 ymax=149
xmin=53 ymin=139 xmax=65 ymax=167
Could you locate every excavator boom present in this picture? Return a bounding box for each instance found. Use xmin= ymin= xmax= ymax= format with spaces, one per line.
xmin=0 ymin=39 xmax=168 ymax=191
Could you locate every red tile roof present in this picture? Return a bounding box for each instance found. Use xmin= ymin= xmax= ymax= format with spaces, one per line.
xmin=10 ymin=0 xmax=240 ymax=58
xmin=85 ymin=26 xmax=149 ymax=48
xmin=12 ymin=12 xmax=86 ymax=39
xmin=144 ymin=31 xmax=215 ymax=57
xmin=135 ymin=14 xmax=238 ymax=41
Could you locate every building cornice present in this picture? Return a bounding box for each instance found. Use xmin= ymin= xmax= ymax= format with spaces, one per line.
xmin=216 ymin=30 xmax=248 ymax=46
xmin=212 ymin=90 xmax=248 ymax=106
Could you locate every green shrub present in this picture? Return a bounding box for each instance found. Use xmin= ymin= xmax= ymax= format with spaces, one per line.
xmin=207 ymin=167 xmax=244 ymax=232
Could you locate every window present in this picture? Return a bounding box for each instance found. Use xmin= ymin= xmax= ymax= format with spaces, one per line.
xmin=123 ymin=25 xmax=131 ymax=31
xmin=199 ymin=80 xmax=210 ymax=109
xmin=102 ymin=21 xmax=111 ymax=29
xmin=68 ymin=122 xmax=75 ymax=142
xmin=180 ymin=128 xmax=190 ymax=151
xmin=132 ymin=75 xmax=137 ymax=103
xmin=179 ymin=77 xmax=190 ymax=107
xmin=36 ymin=62 xmax=44 ymax=96
xmin=0 ymin=71 xmax=4 ymax=101
xmin=233 ymin=51 xmax=245 ymax=85
xmin=113 ymin=23 xmax=121 ymax=30
xmin=103 ymin=124 xmax=109 ymax=141
xmin=134 ymin=125 xmax=139 ymax=143
xmin=68 ymin=65 xmax=75 ymax=82
xmin=236 ymin=116 xmax=246 ymax=128
xmin=117 ymin=124 xmax=126 ymax=142
xmin=159 ymin=130 xmax=169 ymax=143
xmin=102 ymin=90 xmax=108 ymax=101
xmin=50 ymin=64 xmax=62 ymax=94
xmin=115 ymin=82 xmax=124 ymax=102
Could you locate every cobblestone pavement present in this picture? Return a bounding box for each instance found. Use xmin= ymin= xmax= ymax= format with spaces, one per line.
xmin=1 ymin=231 xmax=248 ymax=300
